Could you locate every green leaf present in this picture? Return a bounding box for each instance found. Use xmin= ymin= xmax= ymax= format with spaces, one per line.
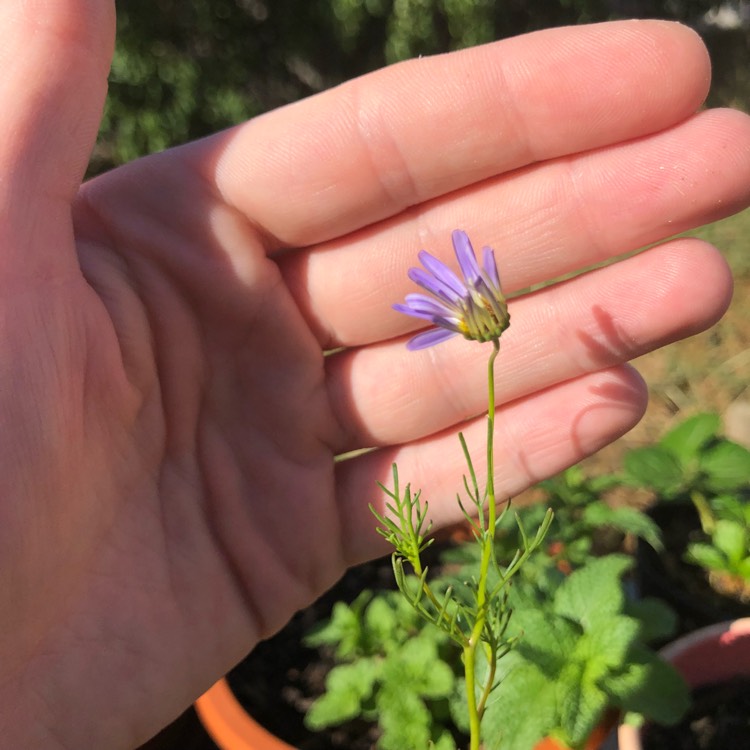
xmin=482 ymin=657 xmax=557 ymax=750
xmin=624 ymin=597 xmax=678 ymax=643
xmin=660 ymin=412 xmax=720 ymax=464
xmin=362 ymin=593 xmax=400 ymax=649
xmin=557 ymin=663 xmax=609 ymax=749
xmin=582 ymin=615 xmax=641 ymax=670
xmin=712 ymin=519 xmax=748 ymax=563
xmin=685 ymin=542 xmax=728 ymax=572
xmin=304 ymin=659 xmax=379 ymax=729
xmin=701 ymin=440 xmax=750 ymax=492
xmin=712 ymin=495 xmax=750 ymax=524
xmin=553 ymin=555 xmax=632 ymax=629
xmin=513 ymin=608 xmax=580 ymax=676
xmin=377 ymin=687 xmax=432 ymax=750
xmin=602 ymin=648 xmax=689 ymax=725
xmin=303 ymin=593 xmax=371 ymax=658
xmin=381 ymin=634 xmax=455 ymax=699
xmin=582 ymin=504 xmax=663 ymax=550
xmin=431 ymin=730 xmax=458 ymax=750
xmin=623 ymin=446 xmax=684 ymax=495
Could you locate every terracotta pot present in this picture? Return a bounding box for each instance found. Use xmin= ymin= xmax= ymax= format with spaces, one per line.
xmin=195 ymin=677 xmax=294 ymax=750
xmin=616 ymin=617 xmax=750 ymax=749
xmin=196 ymin=676 xmax=617 ymax=750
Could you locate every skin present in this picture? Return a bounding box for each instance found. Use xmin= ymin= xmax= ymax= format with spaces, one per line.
xmin=0 ymin=2 xmax=749 ymax=747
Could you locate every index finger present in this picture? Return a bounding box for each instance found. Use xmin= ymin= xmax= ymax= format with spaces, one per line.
xmin=195 ymin=20 xmax=709 ymax=246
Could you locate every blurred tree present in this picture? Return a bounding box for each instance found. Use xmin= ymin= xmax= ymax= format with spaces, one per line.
xmin=93 ymin=0 xmax=734 ymax=174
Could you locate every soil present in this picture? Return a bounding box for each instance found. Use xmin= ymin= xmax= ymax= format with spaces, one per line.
xmin=641 ymin=676 xmax=750 ymax=750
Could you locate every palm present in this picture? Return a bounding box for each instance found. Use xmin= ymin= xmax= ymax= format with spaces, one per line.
xmin=3 ymin=5 xmax=750 ymax=749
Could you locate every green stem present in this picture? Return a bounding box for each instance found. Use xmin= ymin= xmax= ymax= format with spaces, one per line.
xmin=691 ymin=490 xmax=716 ymax=535
xmin=464 ymin=339 xmax=500 ymax=750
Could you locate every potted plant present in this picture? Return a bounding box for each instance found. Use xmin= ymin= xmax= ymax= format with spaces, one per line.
xmin=623 ymin=412 xmax=750 ymax=631
xmin=196 ymin=552 xmax=686 ymax=750
xmin=194 ymin=231 xmax=686 ymax=749
xmin=193 ymin=469 xmax=679 ymax=750
xmin=616 ymin=617 xmax=750 ymax=749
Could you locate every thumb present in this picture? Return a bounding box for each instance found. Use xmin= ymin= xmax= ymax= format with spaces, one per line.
xmin=0 ymin=0 xmax=114 ymax=273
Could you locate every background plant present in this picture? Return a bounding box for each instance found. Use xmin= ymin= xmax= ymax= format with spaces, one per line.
xmin=685 ymin=494 xmax=750 ymax=595
xmin=97 ymin=1 xmax=744 ymax=174
xmin=623 ymin=412 xmax=750 ymax=562
xmin=304 ymin=589 xmax=463 ymax=750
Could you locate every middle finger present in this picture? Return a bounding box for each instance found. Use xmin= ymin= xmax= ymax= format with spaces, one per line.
xmin=281 ymin=108 xmax=750 ymax=348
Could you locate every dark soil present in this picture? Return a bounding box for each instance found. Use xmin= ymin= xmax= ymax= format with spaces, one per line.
xmin=137 ymin=707 xmax=217 ymax=750
xmin=641 ymin=676 xmax=750 ymax=750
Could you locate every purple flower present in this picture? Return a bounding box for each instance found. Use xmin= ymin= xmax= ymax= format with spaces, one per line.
xmin=394 ymin=230 xmax=510 ymax=350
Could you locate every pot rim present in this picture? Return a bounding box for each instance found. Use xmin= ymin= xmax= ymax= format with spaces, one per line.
xmin=195 ymin=677 xmax=297 ymax=750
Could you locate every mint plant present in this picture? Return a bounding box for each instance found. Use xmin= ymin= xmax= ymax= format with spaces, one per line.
xmin=373 ymin=230 xmax=552 ymax=750
xmin=684 ymin=494 xmax=750 ymax=597
xmin=482 ymin=555 xmax=689 ymax=750
xmin=304 ymin=590 xmax=462 ymax=750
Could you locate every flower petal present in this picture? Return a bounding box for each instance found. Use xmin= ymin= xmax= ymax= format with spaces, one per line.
xmin=408 ymin=267 xmax=463 ymax=304
xmin=403 ymin=293 xmax=455 ymax=316
xmin=418 ymin=250 xmax=467 ymax=297
xmin=406 ymin=327 xmax=458 ymax=350
xmin=452 ymin=230 xmax=481 ymax=285
xmin=482 ymin=246 xmax=501 ymax=289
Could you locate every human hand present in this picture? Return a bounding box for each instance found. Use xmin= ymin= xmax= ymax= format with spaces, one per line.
xmin=1 ymin=3 xmax=749 ymax=747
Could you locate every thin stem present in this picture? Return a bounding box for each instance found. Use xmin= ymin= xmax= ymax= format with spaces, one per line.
xmin=464 ymin=339 xmax=501 ymax=750
xmin=691 ymin=490 xmax=716 ymax=535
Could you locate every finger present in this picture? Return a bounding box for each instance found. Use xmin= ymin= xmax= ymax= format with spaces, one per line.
xmin=202 ymin=20 xmax=709 ymax=245
xmin=325 ymin=238 xmax=731 ymax=453
xmin=284 ymin=107 xmax=750 ymax=348
xmin=337 ymin=365 xmax=647 ymax=565
xmin=0 ymin=0 xmax=114 ymax=273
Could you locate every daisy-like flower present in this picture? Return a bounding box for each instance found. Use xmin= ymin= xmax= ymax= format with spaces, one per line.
xmin=394 ymin=230 xmax=510 ymax=350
